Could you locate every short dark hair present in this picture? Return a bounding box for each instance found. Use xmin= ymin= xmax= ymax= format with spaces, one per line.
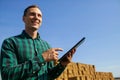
xmin=23 ymin=5 xmax=40 ymax=16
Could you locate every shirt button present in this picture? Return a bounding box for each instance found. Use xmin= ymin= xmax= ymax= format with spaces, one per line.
xmin=42 ymin=63 xmax=44 ymax=66
xmin=35 ymin=49 xmax=38 ymax=52
xmin=33 ymin=71 xmax=36 ymax=74
xmin=56 ymin=73 xmax=59 ymax=75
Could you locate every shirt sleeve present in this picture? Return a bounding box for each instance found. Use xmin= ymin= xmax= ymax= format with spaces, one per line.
xmin=1 ymin=39 xmax=45 ymax=80
xmin=47 ymin=61 xmax=66 ymax=80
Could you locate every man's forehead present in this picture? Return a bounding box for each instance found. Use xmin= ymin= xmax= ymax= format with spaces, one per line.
xmin=28 ymin=8 xmax=42 ymax=14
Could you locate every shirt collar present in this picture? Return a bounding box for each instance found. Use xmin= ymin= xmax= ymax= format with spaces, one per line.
xmin=21 ymin=30 xmax=40 ymax=39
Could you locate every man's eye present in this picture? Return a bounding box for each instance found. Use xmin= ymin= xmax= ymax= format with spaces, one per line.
xmin=30 ymin=13 xmax=35 ymax=16
xmin=38 ymin=14 xmax=41 ymax=17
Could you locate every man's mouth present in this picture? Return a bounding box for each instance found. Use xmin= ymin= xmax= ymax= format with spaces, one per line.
xmin=32 ymin=20 xmax=39 ymax=25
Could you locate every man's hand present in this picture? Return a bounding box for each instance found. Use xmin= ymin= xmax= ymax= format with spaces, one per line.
xmin=42 ymin=48 xmax=63 ymax=62
xmin=60 ymin=49 xmax=76 ymax=67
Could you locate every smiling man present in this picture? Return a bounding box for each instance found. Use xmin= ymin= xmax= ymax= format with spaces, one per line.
xmin=1 ymin=5 xmax=76 ymax=80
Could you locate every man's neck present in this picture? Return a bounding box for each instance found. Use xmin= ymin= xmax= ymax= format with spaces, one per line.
xmin=25 ymin=29 xmax=38 ymax=39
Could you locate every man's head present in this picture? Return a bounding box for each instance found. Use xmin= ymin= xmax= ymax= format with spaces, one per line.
xmin=23 ymin=5 xmax=42 ymax=31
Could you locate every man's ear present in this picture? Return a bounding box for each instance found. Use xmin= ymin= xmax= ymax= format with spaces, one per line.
xmin=22 ymin=16 xmax=25 ymax=22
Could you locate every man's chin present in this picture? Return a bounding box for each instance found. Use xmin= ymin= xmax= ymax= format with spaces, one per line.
xmin=31 ymin=26 xmax=40 ymax=30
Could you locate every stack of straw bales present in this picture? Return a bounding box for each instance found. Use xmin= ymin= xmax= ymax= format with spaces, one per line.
xmin=56 ymin=62 xmax=114 ymax=80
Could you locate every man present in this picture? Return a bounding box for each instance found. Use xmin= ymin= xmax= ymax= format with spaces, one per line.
xmin=1 ymin=5 xmax=76 ymax=80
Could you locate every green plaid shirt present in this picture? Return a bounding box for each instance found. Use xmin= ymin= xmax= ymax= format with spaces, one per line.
xmin=1 ymin=30 xmax=65 ymax=80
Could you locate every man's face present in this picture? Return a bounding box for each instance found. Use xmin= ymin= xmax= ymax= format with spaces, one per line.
xmin=23 ymin=7 xmax=42 ymax=31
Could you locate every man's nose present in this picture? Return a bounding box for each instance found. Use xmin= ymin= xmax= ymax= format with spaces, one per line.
xmin=34 ymin=14 xmax=39 ymax=19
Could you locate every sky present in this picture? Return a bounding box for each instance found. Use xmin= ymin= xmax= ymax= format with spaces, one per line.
xmin=0 ymin=0 xmax=120 ymax=78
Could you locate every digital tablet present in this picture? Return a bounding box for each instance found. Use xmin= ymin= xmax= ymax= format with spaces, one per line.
xmin=58 ymin=37 xmax=85 ymax=62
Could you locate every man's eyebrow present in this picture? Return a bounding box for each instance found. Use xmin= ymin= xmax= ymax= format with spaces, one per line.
xmin=29 ymin=12 xmax=42 ymax=16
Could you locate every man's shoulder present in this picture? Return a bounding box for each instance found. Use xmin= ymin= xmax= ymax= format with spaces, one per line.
xmin=3 ymin=34 xmax=22 ymax=43
xmin=39 ymin=38 xmax=51 ymax=48
xmin=40 ymin=38 xmax=49 ymax=44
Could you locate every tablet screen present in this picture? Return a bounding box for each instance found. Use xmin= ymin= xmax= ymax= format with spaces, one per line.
xmin=59 ymin=37 xmax=85 ymax=62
